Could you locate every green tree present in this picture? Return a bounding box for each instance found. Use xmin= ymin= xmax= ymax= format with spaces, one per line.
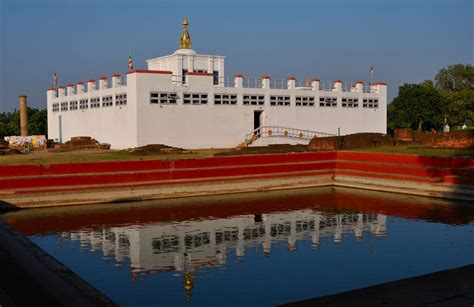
xmin=0 ymin=108 xmax=48 ymax=138
xmin=435 ymin=64 xmax=474 ymax=126
xmin=388 ymin=83 xmax=445 ymax=130
xmin=435 ymin=64 xmax=474 ymax=92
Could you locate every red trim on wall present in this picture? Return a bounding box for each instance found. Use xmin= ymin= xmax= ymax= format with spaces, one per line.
xmin=355 ymin=81 xmax=364 ymax=84
xmin=1 ymin=152 xmax=471 ymax=193
xmin=261 ymin=75 xmax=271 ymax=80
xmin=100 ymin=76 xmax=108 ymax=80
xmin=312 ymin=78 xmax=320 ymax=82
xmin=87 ymin=80 xmax=96 ymax=83
xmin=333 ymin=80 xmax=342 ymax=83
xmin=67 ymin=84 xmax=75 ymax=87
xmin=112 ymin=74 xmax=121 ymax=77
xmin=47 ymin=88 xmax=56 ymax=91
xmin=58 ymin=86 xmax=65 ymax=89
xmin=234 ymin=74 xmax=244 ymax=78
xmin=287 ymin=77 xmax=296 ymax=80
xmin=185 ymin=72 xmax=213 ymax=76
xmin=77 ymin=82 xmax=84 ymax=85
xmin=371 ymin=82 xmax=388 ymax=86
xmin=126 ymin=70 xmax=173 ymax=75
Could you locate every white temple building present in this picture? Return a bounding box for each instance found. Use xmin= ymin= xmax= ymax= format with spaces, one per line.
xmin=47 ymin=18 xmax=387 ymax=149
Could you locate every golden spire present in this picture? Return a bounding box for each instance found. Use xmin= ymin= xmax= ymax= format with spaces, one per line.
xmin=183 ymin=272 xmax=195 ymax=303
xmin=179 ymin=17 xmax=192 ymax=49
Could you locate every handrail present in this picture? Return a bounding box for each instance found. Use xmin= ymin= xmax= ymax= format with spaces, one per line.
xmin=245 ymin=126 xmax=335 ymax=145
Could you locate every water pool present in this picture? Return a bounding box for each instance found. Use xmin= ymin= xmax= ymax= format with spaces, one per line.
xmin=4 ymin=187 xmax=474 ymax=306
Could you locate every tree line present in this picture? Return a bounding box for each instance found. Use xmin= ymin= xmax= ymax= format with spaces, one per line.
xmin=0 ymin=108 xmax=47 ymax=138
xmin=388 ymin=64 xmax=473 ymax=131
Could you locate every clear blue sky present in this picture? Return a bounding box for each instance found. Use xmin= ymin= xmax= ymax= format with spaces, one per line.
xmin=0 ymin=0 xmax=472 ymax=112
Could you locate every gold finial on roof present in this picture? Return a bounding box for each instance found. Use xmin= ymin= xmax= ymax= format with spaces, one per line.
xmin=179 ymin=17 xmax=192 ymax=49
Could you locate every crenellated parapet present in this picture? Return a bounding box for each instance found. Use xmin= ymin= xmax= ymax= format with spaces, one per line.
xmin=47 ymin=73 xmax=128 ymax=99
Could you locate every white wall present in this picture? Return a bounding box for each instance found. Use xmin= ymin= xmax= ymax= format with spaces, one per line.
xmin=135 ymin=74 xmax=387 ymax=149
xmin=47 ymin=77 xmax=138 ymax=149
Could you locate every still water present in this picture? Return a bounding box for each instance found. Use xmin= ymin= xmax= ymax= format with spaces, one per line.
xmin=4 ymin=187 xmax=474 ymax=306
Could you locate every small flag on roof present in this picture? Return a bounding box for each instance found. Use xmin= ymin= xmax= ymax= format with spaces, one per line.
xmin=52 ymin=71 xmax=57 ymax=85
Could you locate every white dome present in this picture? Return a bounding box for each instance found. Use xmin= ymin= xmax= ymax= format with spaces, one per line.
xmin=173 ymin=48 xmax=197 ymax=55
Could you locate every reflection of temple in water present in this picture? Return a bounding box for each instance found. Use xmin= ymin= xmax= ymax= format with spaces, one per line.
xmin=65 ymin=209 xmax=386 ymax=301
xmin=66 ymin=210 xmax=386 ymax=276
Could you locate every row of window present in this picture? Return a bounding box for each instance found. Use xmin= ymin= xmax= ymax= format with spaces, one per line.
xmin=52 ymin=94 xmax=127 ymax=112
xmin=52 ymin=92 xmax=379 ymax=112
xmin=149 ymin=92 xmax=379 ymax=108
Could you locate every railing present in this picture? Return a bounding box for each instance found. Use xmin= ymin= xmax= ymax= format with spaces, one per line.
xmin=269 ymin=79 xmax=288 ymax=90
xmin=242 ymin=78 xmax=262 ymax=88
xmin=119 ymin=75 xmax=127 ymax=86
xmin=218 ymin=76 xmax=235 ymax=87
xmin=363 ymin=85 xmax=376 ymax=93
xmin=245 ymin=126 xmax=335 ymax=145
xmin=295 ymin=79 xmax=312 ymax=89
xmin=319 ymin=81 xmax=334 ymax=91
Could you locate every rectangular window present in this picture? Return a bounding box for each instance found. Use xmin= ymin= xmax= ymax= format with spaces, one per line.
xmin=150 ymin=92 xmax=178 ymax=104
xmin=363 ymin=98 xmax=379 ymax=108
xmin=296 ymin=96 xmax=315 ymax=107
xmin=79 ymin=99 xmax=88 ymax=109
xmin=243 ymin=95 xmax=264 ymax=105
xmin=116 ymin=93 xmax=127 ymax=105
xmin=213 ymin=71 xmax=219 ymax=85
xmin=52 ymin=103 xmax=59 ymax=112
xmin=319 ymin=97 xmax=337 ymax=107
xmin=342 ymin=97 xmax=359 ymax=108
xmin=102 ymin=95 xmax=113 ymax=107
xmin=90 ymin=97 xmax=100 ymax=108
xmin=214 ymin=94 xmax=237 ymax=105
xmin=70 ymin=101 xmax=78 ymax=110
xmin=60 ymin=102 xmax=68 ymax=111
xmin=183 ymin=93 xmax=208 ymax=105
xmin=270 ymin=95 xmax=291 ymax=106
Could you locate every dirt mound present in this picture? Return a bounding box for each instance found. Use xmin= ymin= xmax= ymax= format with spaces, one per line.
xmin=308 ymin=133 xmax=394 ymax=151
xmin=47 ymin=136 xmax=109 ymax=152
xmin=0 ymin=140 xmax=8 ymax=149
xmin=123 ymin=144 xmax=189 ymax=155
xmin=0 ymin=148 xmax=22 ymax=155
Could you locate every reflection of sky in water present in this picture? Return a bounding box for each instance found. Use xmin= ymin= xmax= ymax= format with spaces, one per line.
xmin=28 ymin=207 xmax=474 ymax=307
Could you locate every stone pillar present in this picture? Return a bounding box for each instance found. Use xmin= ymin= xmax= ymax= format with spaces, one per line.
xmin=261 ymin=75 xmax=270 ymax=89
xmin=354 ymin=81 xmax=364 ymax=92
xmin=99 ymin=76 xmax=108 ymax=90
xmin=112 ymin=74 xmax=121 ymax=88
xmin=19 ymin=96 xmax=28 ymax=136
xmin=58 ymin=86 xmax=66 ymax=97
xmin=311 ymin=78 xmax=320 ymax=91
xmin=67 ymin=84 xmax=75 ymax=96
xmin=333 ymin=80 xmax=342 ymax=91
xmin=87 ymin=80 xmax=96 ymax=92
xmin=234 ymin=74 xmax=243 ymax=88
xmin=287 ymin=77 xmax=296 ymax=90
xmin=77 ymin=82 xmax=85 ymax=93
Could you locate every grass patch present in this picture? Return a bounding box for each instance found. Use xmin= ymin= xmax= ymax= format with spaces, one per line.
xmin=0 ymin=148 xmax=231 ymax=166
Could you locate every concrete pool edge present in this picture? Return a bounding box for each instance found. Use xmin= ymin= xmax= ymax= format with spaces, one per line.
xmin=0 ymin=219 xmax=118 ymax=307
xmin=280 ymin=264 xmax=474 ymax=306
xmin=0 ymin=151 xmax=473 ymax=208
xmin=1 ymin=174 xmax=473 ymax=209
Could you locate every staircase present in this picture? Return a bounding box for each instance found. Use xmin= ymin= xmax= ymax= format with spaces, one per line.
xmin=245 ymin=126 xmax=335 ymax=146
